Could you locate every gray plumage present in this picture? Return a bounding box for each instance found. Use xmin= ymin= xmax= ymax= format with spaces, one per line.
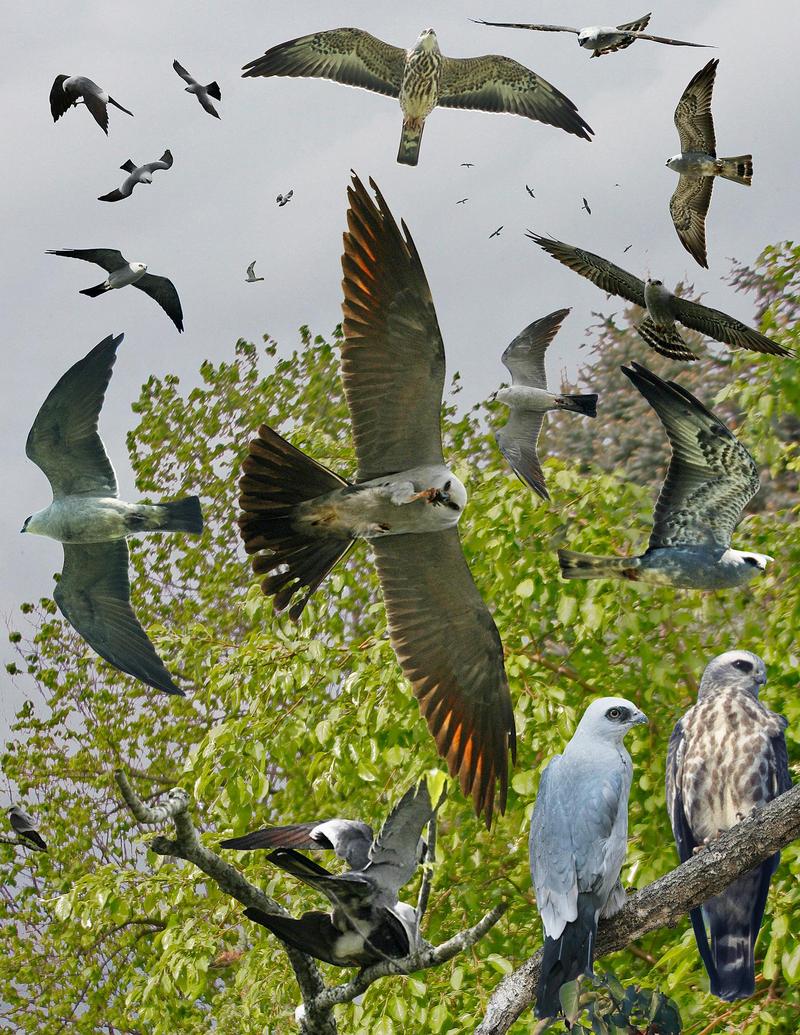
xmin=173 ymin=60 xmax=221 ymax=118
xmin=8 ymin=805 xmax=47 ymax=852
xmin=494 ymin=308 xmax=597 ymax=499
xmin=49 ymin=75 xmax=134 ymax=134
xmin=245 ymin=260 xmax=264 ymax=283
xmin=22 ymin=334 xmax=203 ymax=696
xmin=530 ymin=698 xmax=648 ymax=1018
xmin=221 ymin=818 xmax=375 ymax=871
xmin=98 ymin=150 xmax=174 ymax=203
xmin=529 ymin=233 xmax=790 ymax=360
xmin=666 ymin=650 xmax=791 ymax=1000
xmin=558 ymin=363 xmax=770 ymax=590
xmin=276 ymin=190 xmax=294 ymax=206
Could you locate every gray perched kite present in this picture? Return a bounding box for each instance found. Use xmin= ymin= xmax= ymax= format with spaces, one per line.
xmin=530 ymin=698 xmax=648 ymax=1018
xmin=238 ymin=174 xmax=515 ymax=826
xmin=667 ymin=60 xmax=753 ymax=268
xmin=242 ymin=27 xmax=592 ymax=166
xmin=472 ymin=14 xmax=712 ymax=58
xmin=242 ymin=782 xmax=435 ymax=967
xmin=49 ymin=75 xmax=133 ymax=134
xmin=8 ymin=805 xmax=47 ymax=852
xmin=22 ymin=333 xmax=203 ymax=695
xmin=173 ymin=60 xmax=221 ymax=118
xmin=529 ymin=233 xmax=790 ymax=360
xmin=558 ymin=363 xmax=771 ymax=590
xmin=98 ymin=150 xmax=174 ymax=203
xmin=46 ymin=248 xmax=184 ymax=332
xmin=666 ymin=650 xmax=791 ymax=1000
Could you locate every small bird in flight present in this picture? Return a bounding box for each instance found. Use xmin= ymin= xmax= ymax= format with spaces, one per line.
xmin=8 ymin=806 xmax=47 ymax=852
xmin=489 ymin=226 xmax=503 ymax=238
xmin=98 ymin=150 xmax=173 ymax=203
xmin=581 ymin=197 xmax=591 ymax=214
xmin=276 ymin=190 xmax=294 ymax=207
xmin=623 ymin=244 xmax=633 ymax=252
xmin=456 ymin=197 xmax=468 ymax=205
xmin=525 ymin=185 xmax=536 ymax=198
xmin=245 ymin=260 xmax=264 ymax=283
xmin=49 ymin=75 xmax=133 ymax=134
xmin=173 ymin=60 xmax=221 ymax=118
xmin=461 ymin=162 xmax=475 ymax=168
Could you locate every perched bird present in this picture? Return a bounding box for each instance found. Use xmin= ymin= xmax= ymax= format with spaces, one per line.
xmin=245 ymin=260 xmax=265 ymax=283
xmin=8 ymin=806 xmax=47 ymax=852
xmin=222 ymin=816 xmax=376 ymax=869
xmin=667 ymin=60 xmax=753 ymax=269
xmin=49 ymin=75 xmax=133 ymax=134
xmin=472 ymin=15 xmax=712 ymax=58
xmin=276 ymin=190 xmax=294 ymax=207
xmin=98 ymin=150 xmax=173 ymax=203
xmin=666 ymin=650 xmax=791 ymax=1000
xmin=582 ymin=197 xmax=591 ymax=214
xmin=558 ymin=363 xmax=770 ymax=590
xmin=489 ymin=226 xmax=503 ymax=238
xmin=242 ymin=782 xmax=435 ymax=967
xmin=529 ymin=234 xmax=791 ymax=360
xmin=173 ymin=60 xmax=221 ymax=118
xmin=242 ymin=28 xmax=592 ymax=166
xmin=525 ymin=185 xmax=535 ymax=198
xmin=238 ymin=175 xmax=515 ymax=825
xmin=46 ymin=248 xmax=184 ymax=332
xmin=456 ymin=197 xmax=468 ymax=205
xmin=22 ymin=334 xmax=203 ymax=695
xmin=493 ymin=309 xmax=597 ymax=499
xmin=531 ymin=698 xmax=648 ymax=1018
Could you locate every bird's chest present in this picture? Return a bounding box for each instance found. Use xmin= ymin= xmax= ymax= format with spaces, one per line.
xmin=46 ymin=497 xmax=130 ymax=543
xmin=675 ymin=152 xmax=717 ymax=176
xmin=643 ymin=287 xmax=675 ymax=326
xmin=400 ymin=52 xmax=443 ymax=114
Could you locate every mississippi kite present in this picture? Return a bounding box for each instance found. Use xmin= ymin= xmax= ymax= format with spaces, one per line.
xmin=242 ymin=28 xmax=592 ymax=166
xmin=238 ymin=174 xmax=515 ymax=825
xmin=245 ymin=260 xmax=264 ymax=283
xmin=173 ymin=60 xmax=221 ymax=118
xmin=8 ymin=806 xmax=47 ymax=852
xmin=49 ymin=75 xmax=133 ymax=134
xmin=98 ymin=150 xmax=173 ymax=203
xmin=276 ymin=190 xmax=294 ymax=206
xmin=558 ymin=363 xmax=770 ymax=590
xmin=22 ymin=333 xmax=203 ymax=695
xmin=530 ymin=698 xmax=648 ymax=1018
xmin=666 ymin=650 xmax=791 ymax=999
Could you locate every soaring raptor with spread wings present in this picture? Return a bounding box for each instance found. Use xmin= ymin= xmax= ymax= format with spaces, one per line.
xmin=242 ymin=27 xmax=592 ymax=165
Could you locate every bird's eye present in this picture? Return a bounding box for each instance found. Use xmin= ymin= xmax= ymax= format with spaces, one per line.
xmin=733 ymin=659 xmax=753 ymax=673
xmin=743 ymin=556 xmax=760 ymax=567
xmin=606 ymin=706 xmax=627 ymax=721
xmin=444 ymin=480 xmax=451 ymax=491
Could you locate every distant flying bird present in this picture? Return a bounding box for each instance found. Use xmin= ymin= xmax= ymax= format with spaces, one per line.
xmin=667 ymin=650 xmax=791 ymax=1000
xmin=49 ymin=75 xmax=133 ymax=134
xmin=525 ymin=185 xmax=535 ymax=198
xmin=472 ymin=15 xmax=712 ymax=59
xmin=98 ymin=150 xmax=173 ymax=203
xmin=558 ymin=363 xmax=771 ymax=590
xmin=22 ymin=334 xmax=203 ymax=695
xmin=173 ymin=59 xmax=221 ymax=118
xmin=581 ymin=197 xmax=591 ymax=214
xmin=46 ymin=248 xmax=184 ymax=332
xmin=461 ymin=162 xmax=475 ymax=168
xmin=494 ymin=309 xmax=597 ymax=499
xmin=529 ymin=234 xmax=791 ymax=360
xmin=245 ymin=260 xmax=264 ymax=283
xmin=667 ymin=59 xmax=753 ymax=269
xmin=489 ymin=226 xmax=503 ymax=238
xmin=623 ymin=244 xmax=633 ymax=252
xmin=242 ymin=28 xmax=593 ymax=166
xmin=8 ymin=806 xmax=47 ymax=852
xmin=456 ymin=197 xmax=468 ymax=205
xmin=243 ymin=782 xmax=434 ymax=966
xmin=276 ymin=190 xmax=294 ymax=207
xmin=531 ymin=698 xmax=648 ymax=1018
xmin=238 ymin=175 xmax=515 ymax=825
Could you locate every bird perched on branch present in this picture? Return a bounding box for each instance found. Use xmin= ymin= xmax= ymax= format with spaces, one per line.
xmin=8 ymin=806 xmax=47 ymax=852
xmin=49 ymin=75 xmax=133 ymax=134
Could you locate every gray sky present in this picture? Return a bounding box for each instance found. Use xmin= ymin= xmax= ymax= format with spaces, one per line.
xmin=2 ymin=1 xmax=798 ymax=728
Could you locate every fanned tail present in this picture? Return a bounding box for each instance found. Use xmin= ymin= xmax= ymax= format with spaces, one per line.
xmin=557 ymin=393 xmax=597 ymax=417
xmin=79 ymin=282 xmax=109 ymax=298
xmin=636 ymin=317 xmax=697 ymax=361
xmin=157 ymin=496 xmax=203 ymax=534
xmin=717 ymin=155 xmax=753 ymax=186
xmin=397 ymin=118 xmax=424 ymax=166
xmin=558 ymin=549 xmax=640 ymax=581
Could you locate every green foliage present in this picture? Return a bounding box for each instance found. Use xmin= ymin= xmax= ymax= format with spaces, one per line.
xmin=533 ymin=973 xmax=681 ymax=1034
xmin=1 ymin=247 xmax=799 ymax=1034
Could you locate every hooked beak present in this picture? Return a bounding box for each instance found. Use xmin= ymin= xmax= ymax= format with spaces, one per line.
xmin=633 ymin=711 xmax=649 ymax=727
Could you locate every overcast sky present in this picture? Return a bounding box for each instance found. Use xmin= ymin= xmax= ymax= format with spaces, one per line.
xmin=2 ymin=1 xmax=798 ymax=728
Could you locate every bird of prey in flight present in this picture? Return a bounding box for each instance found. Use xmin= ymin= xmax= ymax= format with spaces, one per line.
xmin=489 ymin=226 xmax=503 ymax=238
xmin=667 ymin=59 xmax=753 ymax=269
xmin=558 ymin=363 xmax=770 ymax=590
xmin=46 ymin=248 xmax=184 ymax=332
xmin=461 ymin=162 xmax=475 ymax=167
xmin=472 ymin=14 xmax=712 ymax=58
xmin=49 ymin=75 xmax=133 ymax=134
xmin=22 ymin=334 xmax=203 ymax=695
xmin=242 ymin=28 xmax=592 ymax=166
xmin=530 ymin=698 xmax=648 ymax=1018
xmin=582 ymin=197 xmax=591 ymax=215
xmin=242 ymin=782 xmax=435 ymax=967
xmin=666 ymin=650 xmax=791 ymax=1000
xmin=493 ymin=309 xmax=597 ymax=499
xmin=245 ymin=260 xmax=264 ymax=282
xmin=529 ymin=234 xmax=791 ymax=360
xmin=173 ymin=60 xmax=221 ymax=118
xmin=98 ymin=150 xmax=173 ymax=203
xmin=525 ymin=185 xmax=535 ymax=198
xmin=8 ymin=806 xmax=47 ymax=852
xmin=456 ymin=197 xmax=468 ymax=204
xmin=276 ymin=190 xmax=294 ymax=206
xmin=238 ymin=174 xmax=515 ymax=825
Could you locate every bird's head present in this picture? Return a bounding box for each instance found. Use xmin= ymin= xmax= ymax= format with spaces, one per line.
xmin=20 ymin=516 xmax=31 ymax=534
xmin=132 ymin=262 xmax=148 ymax=273
xmin=140 ymin=173 xmax=153 ymax=184
xmin=415 ymin=28 xmax=439 ymax=51
xmin=576 ymin=697 xmax=648 ymax=743
xmin=698 ymin=649 xmax=767 ymax=699
xmin=437 ymin=477 xmax=467 ymax=512
xmin=665 ymin=155 xmax=682 ymax=171
xmin=647 ymin=278 xmax=663 ymax=288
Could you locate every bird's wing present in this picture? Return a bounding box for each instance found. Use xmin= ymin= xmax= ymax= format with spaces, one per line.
xmin=770 ymin=718 xmax=793 ymax=797
xmin=133 ymin=273 xmax=184 ymax=332
xmin=141 ymin=149 xmax=174 ymax=173
xmin=172 ymin=60 xmax=197 ymax=85
xmin=529 ymin=759 xmax=576 ymax=937
xmin=495 ymin=413 xmax=548 ymax=499
xmin=665 ymin=717 xmax=697 ymax=863
xmin=82 ymin=90 xmax=109 ymax=133
xmin=221 ymin=823 xmax=321 ymax=851
xmin=438 ymin=56 xmax=593 ymax=140
xmin=242 ymin=28 xmax=405 ymax=96
xmin=674 ymin=59 xmax=717 ymax=154
xmin=97 ymin=187 xmax=129 ymax=203
xmin=527 ymin=234 xmax=646 ymax=306
xmin=366 ymin=782 xmax=433 ymax=893
xmin=243 ymin=909 xmax=348 ymax=966
xmin=9 ymin=808 xmax=37 ymax=832
xmin=54 ymin=541 xmax=183 ymax=695
xmin=341 ymin=174 xmax=446 ymax=480
xmin=222 ymin=821 xmax=374 ymax=870
xmin=616 ymin=14 xmax=652 ymax=33
xmin=47 ymin=248 xmax=128 ymax=273
xmin=198 ymin=92 xmax=220 ymax=118
xmin=49 ymin=75 xmax=76 ymax=120
xmin=669 ymin=175 xmax=713 ymax=269
xmin=268 ymin=848 xmax=376 ymax=909
xmin=501 ymin=308 xmax=570 ymax=387
xmin=622 ymin=363 xmax=759 ymax=550
xmin=371 ymin=528 xmax=515 ymax=828
xmin=626 ymin=30 xmax=713 ymax=49
xmin=671 ymin=295 xmax=790 ymax=356
xmin=26 ymin=333 xmax=120 ymax=498
xmin=470 ymin=21 xmax=579 ymax=34
xmin=246 ymin=261 xmax=256 ymax=277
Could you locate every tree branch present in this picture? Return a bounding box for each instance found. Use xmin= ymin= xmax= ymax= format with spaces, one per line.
xmin=476 ymin=784 xmax=800 ymax=1034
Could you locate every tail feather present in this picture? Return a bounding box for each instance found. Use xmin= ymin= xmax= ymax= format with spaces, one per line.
xmin=536 ymin=895 xmax=598 ymax=1018
xmin=158 ymin=496 xmax=203 ymax=534
xmin=718 ymin=155 xmax=753 ymax=186
xmin=108 ymin=96 xmax=134 ymax=116
xmin=206 ymin=81 xmax=222 ymax=100
xmin=558 ymin=549 xmax=640 ymax=581
xmin=397 ymin=118 xmax=424 ymax=166
xmin=557 ymin=393 xmax=598 ymax=418
xmin=80 ymin=282 xmax=109 ymax=298
xmin=636 ymin=318 xmax=697 ymax=361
